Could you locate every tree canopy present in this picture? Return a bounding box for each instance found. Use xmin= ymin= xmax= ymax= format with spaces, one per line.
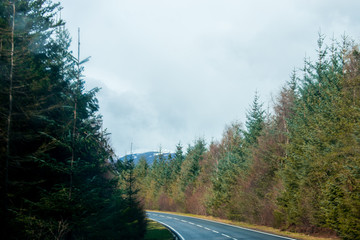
xmin=0 ymin=1 xmax=145 ymax=239
xmin=135 ymin=35 xmax=360 ymax=240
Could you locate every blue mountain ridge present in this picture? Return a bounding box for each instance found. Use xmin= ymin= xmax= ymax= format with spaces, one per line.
xmin=118 ymin=151 xmax=174 ymax=165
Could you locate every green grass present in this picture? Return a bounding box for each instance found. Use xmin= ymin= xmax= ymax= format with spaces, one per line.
xmin=144 ymin=219 xmax=174 ymax=240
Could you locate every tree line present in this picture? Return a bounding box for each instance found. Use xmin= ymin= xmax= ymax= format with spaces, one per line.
xmin=1 ymin=1 xmax=359 ymax=239
xmin=134 ymin=34 xmax=360 ymax=240
xmin=0 ymin=0 xmax=145 ymax=239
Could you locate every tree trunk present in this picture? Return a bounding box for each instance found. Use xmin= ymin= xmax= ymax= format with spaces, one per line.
xmin=4 ymin=2 xmax=15 ymax=237
xmin=69 ymin=28 xmax=81 ymax=199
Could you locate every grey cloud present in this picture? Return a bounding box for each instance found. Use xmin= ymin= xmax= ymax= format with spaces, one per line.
xmin=62 ymin=0 xmax=360 ymax=154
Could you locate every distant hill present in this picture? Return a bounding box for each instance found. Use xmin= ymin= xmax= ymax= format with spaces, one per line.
xmin=118 ymin=151 xmax=174 ymax=165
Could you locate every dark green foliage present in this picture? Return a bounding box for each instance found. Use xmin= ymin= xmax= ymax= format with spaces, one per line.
xmin=208 ymin=122 xmax=247 ymax=218
xmin=178 ymin=138 xmax=206 ymax=191
xmin=279 ymin=35 xmax=360 ymax=239
xmin=244 ymin=91 xmax=266 ymax=146
xmin=114 ymin=156 xmax=147 ymax=239
xmin=0 ymin=1 xmax=145 ymax=239
xmin=169 ymin=143 xmax=184 ymax=180
xmin=137 ymin=35 xmax=360 ymax=239
xmin=135 ymin=156 xmax=149 ymax=180
xmin=116 ymin=155 xmax=139 ymax=206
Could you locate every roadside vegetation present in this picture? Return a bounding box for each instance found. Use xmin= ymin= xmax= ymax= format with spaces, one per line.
xmin=149 ymin=210 xmax=340 ymax=240
xmin=145 ymin=219 xmax=174 ymax=240
xmin=135 ymin=35 xmax=360 ymax=240
xmin=0 ymin=1 xmax=145 ymax=239
xmin=1 ymin=0 xmax=359 ymax=239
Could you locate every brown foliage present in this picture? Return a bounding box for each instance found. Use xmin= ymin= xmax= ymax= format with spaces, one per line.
xmin=158 ymin=192 xmax=177 ymax=212
xmin=184 ymin=184 xmax=207 ymax=215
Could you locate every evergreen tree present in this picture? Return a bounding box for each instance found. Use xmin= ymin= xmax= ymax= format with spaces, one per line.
xmin=169 ymin=142 xmax=184 ymax=180
xmin=114 ymin=155 xmax=146 ymax=239
xmin=208 ymin=122 xmax=246 ymax=219
xmin=0 ymin=1 xmax=146 ymax=238
xmin=116 ymin=155 xmax=138 ymax=207
xmin=178 ymin=138 xmax=206 ymax=191
xmin=280 ymin=35 xmax=360 ymax=239
xmin=135 ymin=156 xmax=149 ymax=180
xmin=244 ymin=91 xmax=265 ymax=146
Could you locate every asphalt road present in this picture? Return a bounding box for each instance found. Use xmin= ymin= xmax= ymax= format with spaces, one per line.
xmin=147 ymin=211 xmax=297 ymax=240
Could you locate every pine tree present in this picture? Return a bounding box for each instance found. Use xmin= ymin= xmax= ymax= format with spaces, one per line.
xmin=279 ymin=35 xmax=360 ymax=239
xmin=208 ymin=122 xmax=246 ymax=219
xmin=135 ymin=156 xmax=149 ymax=180
xmin=244 ymin=91 xmax=265 ymax=146
xmin=0 ymin=1 xmax=146 ymax=238
xmin=178 ymin=138 xmax=206 ymax=191
xmin=169 ymin=142 xmax=184 ymax=181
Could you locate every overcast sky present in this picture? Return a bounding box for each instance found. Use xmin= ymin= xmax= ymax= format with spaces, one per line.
xmin=59 ymin=0 xmax=360 ymax=156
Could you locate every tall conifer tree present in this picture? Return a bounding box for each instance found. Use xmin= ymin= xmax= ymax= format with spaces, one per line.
xmin=244 ymin=92 xmax=265 ymax=146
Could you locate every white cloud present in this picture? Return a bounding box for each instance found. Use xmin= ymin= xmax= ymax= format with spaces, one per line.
xmin=60 ymin=0 xmax=360 ymax=155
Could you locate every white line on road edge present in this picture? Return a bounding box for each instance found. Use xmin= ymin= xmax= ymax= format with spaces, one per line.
xmin=149 ymin=218 xmax=185 ymax=240
xmin=163 ymin=213 xmax=297 ymax=240
xmin=222 ymin=233 xmax=231 ymax=238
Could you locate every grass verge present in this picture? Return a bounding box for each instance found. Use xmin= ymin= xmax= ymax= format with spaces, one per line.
xmin=147 ymin=210 xmax=340 ymax=240
xmin=145 ymin=219 xmax=174 ymax=240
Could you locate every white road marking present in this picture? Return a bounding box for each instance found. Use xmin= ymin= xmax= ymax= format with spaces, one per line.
xmin=158 ymin=213 xmax=297 ymax=240
xmin=148 ymin=211 xmax=294 ymax=240
xmin=222 ymin=233 xmax=231 ymax=238
xmin=148 ymin=218 xmax=185 ymax=240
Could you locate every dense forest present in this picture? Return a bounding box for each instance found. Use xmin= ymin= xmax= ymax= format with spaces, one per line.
xmin=134 ymin=35 xmax=360 ymax=240
xmin=0 ymin=0 xmax=145 ymax=239
xmin=1 ymin=1 xmax=360 ymax=240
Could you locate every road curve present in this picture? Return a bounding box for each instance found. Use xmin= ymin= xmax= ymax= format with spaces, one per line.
xmin=147 ymin=211 xmax=297 ymax=240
